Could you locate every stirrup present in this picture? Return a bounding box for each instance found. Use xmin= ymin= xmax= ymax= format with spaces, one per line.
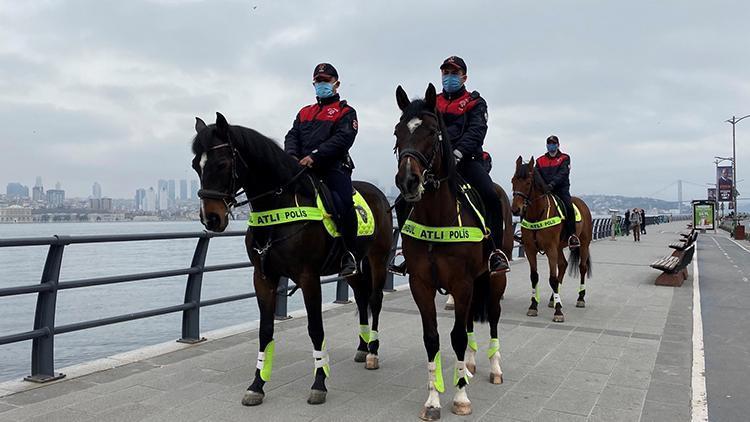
xmin=340 ymin=250 xmax=358 ymax=276
xmin=387 ymin=252 xmax=407 ymax=276
xmin=489 ymin=250 xmax=510 ymax=274
xmin=568 ymin=235 xmax=580 ymax=249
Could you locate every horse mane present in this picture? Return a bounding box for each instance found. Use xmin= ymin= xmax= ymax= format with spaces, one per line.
xmin=192 ymin=124 xmax=313 ymax=197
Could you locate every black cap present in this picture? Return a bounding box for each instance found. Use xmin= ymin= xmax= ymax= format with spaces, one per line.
xmin=313 ymin=63 xmax=338 ymax=79
xmin=440 ymin=56 xmax=467 ymax=73
xmin=546 ymin=135 xmax=559 ymax=144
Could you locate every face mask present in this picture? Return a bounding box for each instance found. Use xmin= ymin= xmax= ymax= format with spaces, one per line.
xmin=547 ymin=143 xmax=558 ymax=153
xmin=314 ymin=82 xmax=335 ymax=98
xmin=442 ymin=74 xmax=463 ymax=93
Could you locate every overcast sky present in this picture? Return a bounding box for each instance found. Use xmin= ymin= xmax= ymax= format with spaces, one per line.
xmin=1 ymin=0 xmax=748 ymax=202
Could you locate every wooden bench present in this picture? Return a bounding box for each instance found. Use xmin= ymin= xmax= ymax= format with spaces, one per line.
xmin=651 ymin=243 xmax=695 ymax=287
xmin=670 ymin=231 xmax=698 ymax=251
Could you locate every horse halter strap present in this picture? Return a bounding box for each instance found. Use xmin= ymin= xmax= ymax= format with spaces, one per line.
xmin=197 ymin=140 xmax=248 ymax=208
xmin=396 ymin=111 xmax=445 ymax=191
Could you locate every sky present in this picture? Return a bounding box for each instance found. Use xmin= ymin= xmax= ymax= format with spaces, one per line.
xmin=0 ymin=0 xmax=748 ymax=203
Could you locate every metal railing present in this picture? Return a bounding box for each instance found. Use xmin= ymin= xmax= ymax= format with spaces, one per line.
xmin=0 ymin=214 xmax=685 ymax=383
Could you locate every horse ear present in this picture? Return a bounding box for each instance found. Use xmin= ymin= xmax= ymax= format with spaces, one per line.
xmin=529 ymin=156 xmax=535 ymax=169
xmin=425 ymin=83 xmax=437 ymax=110
xmin=215 ymin=112 xmax=229 ymax=136
xmin=516 ymin=156 xmax=522 ymax=166
xmin=396 ymin=85 xmax=410 ymax=111
xmin=195 ymin=117 xmax=207 ymax=133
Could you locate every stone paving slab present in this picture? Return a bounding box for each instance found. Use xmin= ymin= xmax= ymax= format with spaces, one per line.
xmin=0 ymin=221 xmax=696 ymax=421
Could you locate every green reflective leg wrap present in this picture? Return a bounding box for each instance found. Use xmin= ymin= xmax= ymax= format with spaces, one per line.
xmin=453 ymin=362 xmax=470 ymax=386
xmin=429 ymin=351 xmax=445 ymax=393
xmin=313 ymin=339 xmax=330 ymax=378
xmin=359 ymin=324 xmax=370 ymax=343
xmin=578 ymin=284 xmax=585 ymax=293
xmin=467 ymin=332 xmax=478 ymax=352
xmin=487 ymin=338 xmax=500 ymax=359
xmin=257 ymin=340 xmax=275 ymax=382
xmin=532 ymin=286 xmax=541 ymax=303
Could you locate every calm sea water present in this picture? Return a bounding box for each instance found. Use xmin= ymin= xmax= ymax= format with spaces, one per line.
xmin=0 ymin=221 xmax=369 ymax=382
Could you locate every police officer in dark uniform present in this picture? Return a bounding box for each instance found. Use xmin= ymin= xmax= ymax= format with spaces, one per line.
xmin=536 ymin=135 xmax=580 ymax=249
xmin=390 ymin=56 xmax=509 ymax=275
xmin=285 ymin=63 xmax=360 ymax=275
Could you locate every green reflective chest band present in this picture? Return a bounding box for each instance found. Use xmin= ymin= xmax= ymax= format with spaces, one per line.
xmin=432 ymin=351 xmax=445 ymax=393
xmin=258 ymin=340 xmax=275 ymax=382
xmin=467 ymin=331 xmax=478 ymax=352
xmin=401 ymin=220 xmax=485 ymax=243
xmin=487 ymin=338 xmax=500 ymax=359
xmin=521 ymin=216 xmax=562 ymax=230
xmin=248 ymin=207 xmax=322 ymax=227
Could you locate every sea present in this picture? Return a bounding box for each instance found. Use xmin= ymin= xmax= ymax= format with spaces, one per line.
xmin=0 ymin=221 xmax=378 ymax=382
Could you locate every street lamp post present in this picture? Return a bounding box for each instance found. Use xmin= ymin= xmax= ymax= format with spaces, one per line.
xmin=726 ymin=114 xmax=750 ymax=231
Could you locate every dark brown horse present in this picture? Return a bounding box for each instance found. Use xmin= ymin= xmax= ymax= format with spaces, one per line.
xmin=394 ymin=85 xmax=506 ymax=420
xmin=192 ymin=113 xmax=393 ymax=406
xmin=510 ymin=156 xmax=593 ymax=322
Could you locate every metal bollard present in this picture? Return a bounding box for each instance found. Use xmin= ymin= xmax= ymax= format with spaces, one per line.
xmin=274 ymin=277 xmax=291 ymax=320
xmin=334 ymin=279 xmax=351 ymax=304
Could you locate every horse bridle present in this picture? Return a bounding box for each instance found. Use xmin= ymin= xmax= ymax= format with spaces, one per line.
xmin=512 ymin=166 xmax=541 ymax=219
xmin=396 ymin=111 xmax=447 ymax=192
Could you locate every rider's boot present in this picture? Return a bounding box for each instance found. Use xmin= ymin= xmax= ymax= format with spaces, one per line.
xmin=388 ymin=196 xmax=409 ymax=276
xmin=568 ymin=235 xmax=580 ymax=249
xmin=489 ymin=249 xmax=510 ymax=274
xmin=339 ymin=206 xmax=359 ymax=277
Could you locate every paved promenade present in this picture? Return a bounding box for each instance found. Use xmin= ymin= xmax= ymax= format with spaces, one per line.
xmin=0 ymin=221 xmax=698 ymax=421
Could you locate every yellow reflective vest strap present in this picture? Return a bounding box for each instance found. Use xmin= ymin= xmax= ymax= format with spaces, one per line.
xmin=401 ymin=219 xmax=485 ymax=243
xmin=248 ymin=207 xmax=323 ymax=227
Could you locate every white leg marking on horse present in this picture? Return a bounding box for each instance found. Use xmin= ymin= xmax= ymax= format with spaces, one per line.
xmin=466 ymin=348 xmax=476 ymax=375
xmin=490 ymin=351 xmax=503 ymax=378
xmin=425 ymin=361 xmax=441 ymax=409
xmin=407 ymin=117 xmax=423 ymax=133
xmin=553 ymin=292 xmax=561 ymax=306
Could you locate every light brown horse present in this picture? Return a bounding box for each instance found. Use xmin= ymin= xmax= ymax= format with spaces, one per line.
xmin=395 ymin=84 xmax=506 ymax=420
xmin=510 ymin=156 xmax=593 ymax=322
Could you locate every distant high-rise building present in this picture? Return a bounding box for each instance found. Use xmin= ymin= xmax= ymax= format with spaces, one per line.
xmin=46 ymin=189 xmax=65 ymax=208
xmin=179 ymin=179 xmax=188 ymax=201
xmin=55 ymin=182 xmax=61 ymax=190
xmin=6 ymin=182 xmax=29 ymax=199
xmin=159 ymin=185 xmax=168 ymax=211
xmin=168 ymin=180 xmax=176 ymax=202
xmin=101 ymin=197 xmax=113 ymax=212
xmin=92 ymin=182 xmax=102 ymax=199
xmin=143 ymin=188 xmax=157 ymax=212
xmin=135 ymin=189 xmax=146 ymax=211
xmin=32 ymin=177 xmax=44 ymax=201
xmin=190 ymin=180 xmax=199 ymax=200
xmin=35 ymin=177 xmax=43 ymax=188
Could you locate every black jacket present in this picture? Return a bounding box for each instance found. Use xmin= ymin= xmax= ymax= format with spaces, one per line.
xmin=436 ymin=87 xmax=488 ymax=159
xmin=536 ymin=152 xmax=571 ymax=192
xmin=284 ymin=94 xmax=358 ymax=168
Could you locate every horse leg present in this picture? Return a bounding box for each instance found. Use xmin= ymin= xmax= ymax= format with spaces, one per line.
xmin=488 ymin=272 xmax=504 ymax=384
xmin=465 ymin=318 xmax=477 ymax=376
xmin=450 ymin=285 xmax=472 ymax=416
xmin=242 ymin=274 xmax=279 ymax=406
xmin=410 ymin=279 xmax=442 ymax=421
xmin=550 ymin=252 xmax=568 ymax=307
xmin=577 ymin=244 xmax=589 ymax=308
xmin=527 ymin=253 xmax=540 ymax=317
xmin=300 ymin=274 xmax=329 ymax=405
xmin=350 ymin=274 xmax=371 ymax=365
xmin=366 ymin=257 xmax=385 ymax=370
xmin=547 ymin=250 xmax=564 ymax=323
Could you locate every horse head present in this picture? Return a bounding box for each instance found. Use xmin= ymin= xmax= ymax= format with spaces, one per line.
xmin=511 ymin=156 xmax=537 ymax=217
xmin=191 ymin=112 xmax=242 ymax=232
xmin=393 ymin=83 xmax=451 ymax=202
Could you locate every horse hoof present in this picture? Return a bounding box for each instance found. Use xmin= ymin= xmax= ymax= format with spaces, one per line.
xmin=444 ymin=303 xmax=455 ymax=311
xmin=242 ymin=390 xmax=265 ymax=406
xmin=576 ymin=300 xmax=586 ymax=308
xmin=527 ymin=309 xmax=538 ymax=317
xmin=553 ymin=314 xmax=565 ymax=323
xmin=354 ymin=350 xmax=368 ymax=362
xmin=452 ymin=401 xmax=472 ymax=416
xmin=366 ymin=354 xmax=379 ymax=370
xmin=490 ymin=373 xmax=504 ymax=384
xmin=466 ymin=363 xmax=476 ymax=375
xmin=419 ymin=406 xmax=441 ymax=421
xmin=548 ymin=301 xmax=555 ymax=308
xmin=307 ymin=389 xmax=327 ymax=405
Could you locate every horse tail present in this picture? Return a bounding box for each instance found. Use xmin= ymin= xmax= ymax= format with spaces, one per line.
xmin=471 ymin=272 xmax=491 ymax=323
xmin=568 ymin=248 xmax=593 ymax=279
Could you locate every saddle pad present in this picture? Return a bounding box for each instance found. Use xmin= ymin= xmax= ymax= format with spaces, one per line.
xmin=316 ymin=190 xmax=375 ymax=238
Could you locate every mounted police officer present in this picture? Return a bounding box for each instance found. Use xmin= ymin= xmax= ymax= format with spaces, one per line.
xmin=536 ymin=135 xmax=580 ymax=249
xmin=284 ymin=63 xmax=359 ymax=276
xmin=390 ymin=56 xmax=509 ymax=275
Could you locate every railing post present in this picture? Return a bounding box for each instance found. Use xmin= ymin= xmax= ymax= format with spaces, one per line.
xmin=384 ymin=229 xmax=400 ymax=292
xmin=178 ymin=235 xmax=210 ymax=344
xmin=334 ymin=279 xmax=351 ymax=304
xmin=275 ymin=277 xmax=291 ymax=320
xmin=26 ymin=236 xmax=68 ymax=383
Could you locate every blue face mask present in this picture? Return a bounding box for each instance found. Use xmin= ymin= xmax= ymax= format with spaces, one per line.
xmin=547 ymin=143 xmax=559 ymax=153
xmin=314 ymin=82 xmax=335 ymax=98
xmin=442 ymin=74 xmax=463 ymax=93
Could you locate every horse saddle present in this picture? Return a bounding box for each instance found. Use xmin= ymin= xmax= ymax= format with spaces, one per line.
xmin=315 ymin=181 xmax=375 ymax=239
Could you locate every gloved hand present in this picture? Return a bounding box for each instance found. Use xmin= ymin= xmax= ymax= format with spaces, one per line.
xmin=453 ymin=149 xmax=463 ymax=164
xmin=544 ymin=182 xmax=554 ymax=194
